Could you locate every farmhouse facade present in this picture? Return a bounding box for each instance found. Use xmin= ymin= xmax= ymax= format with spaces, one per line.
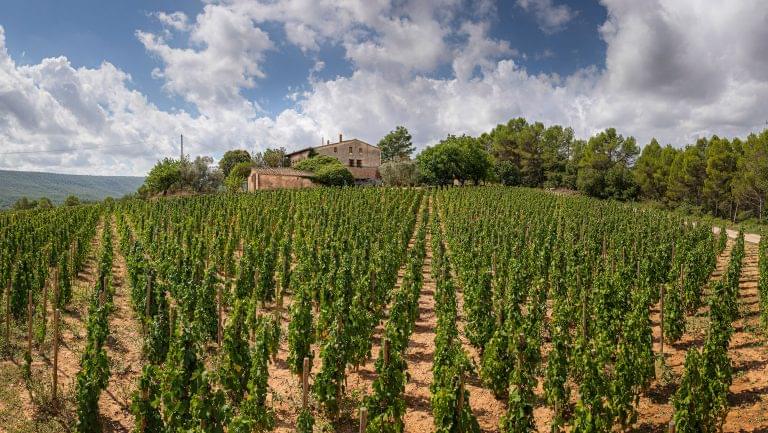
xmin=247 ymin=167 xmax=314 ymax=191
xmin=287 ymin=134 xmax=381 ymax=180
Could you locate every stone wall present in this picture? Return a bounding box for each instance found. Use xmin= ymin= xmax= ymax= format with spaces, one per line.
xmin=248 ymin=173 xmax=314 ymax=191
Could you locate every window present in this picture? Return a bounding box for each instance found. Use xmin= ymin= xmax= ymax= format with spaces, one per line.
xmin=334 ymin=147 xmax=337 ymax=153
xmin=358 ymin=147 xmax=363 ymax=153
xmin=356 ymin=159 xmax=362 ymax=167
xmin=349 ymin=159 xmax=354 ymax=167
xmin=349 ymin=146 xmax=353 ymax=153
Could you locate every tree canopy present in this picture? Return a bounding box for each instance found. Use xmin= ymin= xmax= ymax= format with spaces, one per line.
xmin=378 ymin=126 xmax=415 ymax=162
xmin=417 ymin=134 xmax=492 ymax=185
xmin=219 ymin=149 xmax=252 ymax=177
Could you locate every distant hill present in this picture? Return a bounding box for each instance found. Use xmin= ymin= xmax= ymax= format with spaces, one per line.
xmin=0 ymin=169 xmax=144 ymax=209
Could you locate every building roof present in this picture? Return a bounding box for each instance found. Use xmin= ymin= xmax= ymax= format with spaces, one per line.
xmin=286 ymin=138 xmax=379 ymax=157
xmin=250 ymin=167 xmax=314 ymax=177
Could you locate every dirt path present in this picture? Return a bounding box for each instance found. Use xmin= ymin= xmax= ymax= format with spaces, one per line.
xmin=98 ymin=216 xmax=144 ymax=433
xmin=433 ymin=198 xmax=507 ymax=433
xmin=270 ymin=196 xmax=426 ymax=432
xmin=403 ymin=205 xmax=435 ymax=432
xmin=0 ymin=217 xmax=104 ymax=431
xmin=722 ymin=240 xmax=768 ymax=431
xmin=635 ymin=237 xmax=768 ymax=432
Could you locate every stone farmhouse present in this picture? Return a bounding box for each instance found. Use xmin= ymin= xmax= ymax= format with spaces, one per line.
xmin=247 ymin=134 xmax=381 ymax=191
xmin=287 ymin=134 xmax=381 ymax=180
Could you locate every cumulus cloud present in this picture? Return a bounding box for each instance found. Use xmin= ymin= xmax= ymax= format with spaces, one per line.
xmin=516 ymin=0 xmax=577 ymax=34
xmin=2 ymin=0 xmax=768 ymax=177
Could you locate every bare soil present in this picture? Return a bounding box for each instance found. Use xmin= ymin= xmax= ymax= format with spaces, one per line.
xmin=98 ymin=217 xmax=144 ymax=433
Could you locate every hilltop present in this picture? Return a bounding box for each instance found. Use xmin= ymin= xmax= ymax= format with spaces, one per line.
xmin=0 ymin=169 xmax=144 ymax=209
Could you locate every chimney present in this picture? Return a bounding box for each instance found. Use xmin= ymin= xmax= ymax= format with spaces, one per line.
xmin=339 ymin=133 xmax=343 ymax=142
xmin=327 ymin=140 xmax=330 ymax=145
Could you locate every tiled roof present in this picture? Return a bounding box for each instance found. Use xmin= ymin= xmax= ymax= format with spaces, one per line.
xmin=286 ymin=138 xmax=379 ymax=157
xmin=250 ymin=167 xmax=314 ymax=177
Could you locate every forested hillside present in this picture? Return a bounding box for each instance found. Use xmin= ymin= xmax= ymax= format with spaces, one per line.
xmin=0 ymin=170 xmax=144 ymax=209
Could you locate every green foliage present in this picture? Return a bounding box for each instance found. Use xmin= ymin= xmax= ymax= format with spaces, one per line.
xmin=75 ymin=301 xmax=111 ymax=433
xmin=131 ymin=365 xmax=164 ymax=433
xmin=64 ymin=194 xmax=82 ymax=207
xmin=143 ymin=158 xmax=182 ymax=195
xmin=161 ymin=323 xmax=201 ymax=431
xmin=313 ymin=163 xmax=355 ymax=186
xmin=378 ymin=126 xmax=415 ymax=162
xmin=417 ymin=134 xmax=492 ymax=186
xmin=287 ymin=284 xmax=314 ymax=375
xmin=379 ymin=160 xmax=421 ymax=186
xmin=576 ymin=128 xmax=639 ymax=200
xmin=13 ymin=196 xmax=39 ymax=210
xmin=293 ymin=155 xmax=339 ymax=172
xmin=219 ymin=301 xmax=251 ymax=404
xmin=219 ymin=149 xmax=252 ymax=177
xmin=225 ymin=161 xmax=253 ymax=192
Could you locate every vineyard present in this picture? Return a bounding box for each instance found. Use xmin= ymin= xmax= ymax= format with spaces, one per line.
xmin=0 ymin=187 xmax=767 ymax=433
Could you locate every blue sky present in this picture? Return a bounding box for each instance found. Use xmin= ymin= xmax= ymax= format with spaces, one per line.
xmin=0 ymin=0 xmax=606 ymax=117
xmin=0 ymin=0 xmax=766 ymax=175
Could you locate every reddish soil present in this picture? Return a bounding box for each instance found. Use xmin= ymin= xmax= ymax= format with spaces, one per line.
xmin=435 ymin=201 xmax=507 ymax=433
xmin=1 ymin=218 xmax=104 ymax=429
xmin=98 ymin=217 xmax=144 ymax=433
xmin=269 ymin=197 xmax=427 ymax=432
xmin=403 ymin=218 xmax=436 ymax=432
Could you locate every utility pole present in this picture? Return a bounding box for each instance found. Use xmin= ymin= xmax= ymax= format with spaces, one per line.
xmin=180 ymin=134 xmax=184 ymax=161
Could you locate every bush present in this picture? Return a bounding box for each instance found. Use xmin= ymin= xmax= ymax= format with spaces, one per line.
xmin=293 ymin=156 xmax=354 ymax=186
xmin=380 ymin=160 xmax=421 ymax=186
xmin=143 ymin=158 xmax=182 ymax=195
xmin=225 ymin=161 xmax=253 ymax=192
xmin=313 ymin=164 xmax=355 ymax=186
xmin=293 ymin=155 xmax=339 ymax=172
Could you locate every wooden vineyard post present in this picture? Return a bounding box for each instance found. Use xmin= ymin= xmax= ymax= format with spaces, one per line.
xmin=51 ymin=268 xmax=60 ymax=403
xmin=217 ymin=283 xmax=223 ymax=346
xmin=140 ymin=387 xmax=149 ymax=433
xmin=383 ymin=338 xmax=390 ymax=367
xmin=457 ymin=374 xmax=466 ymax=426
xmin=359 ymin=407 xmax=368 ymax=433
xmin=27 ymin=290 xmax=33 ymax=359
xmin=660 ymin=283 xmax=665 ymax=365
xmin=668 ymin=420 xmax=675 ymax=433
xmin=302 ymin=357 xmax=310 ymax=408
xmin=52 ymin=308 xmax=60 ymax=403
xmin=5 ymin=280 xmax=10 ymax=348
xmin=41 ymin=270 xmax=50 ymax=338
xmin=145 ymin=271 xmax=153 ymax=325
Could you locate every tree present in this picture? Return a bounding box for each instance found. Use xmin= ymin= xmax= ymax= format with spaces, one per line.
xmin=142 ymin=158 xmax=182 ymax=195
xmin=12 ymin=197 xmax=37 ymax=210
xmin=378 ymin=126 xmax=415 ymax=162
xmin=634 ymin=139 xmax=679 ymax=201
xmin=219 ymin=149 xmax=252 ymax=177
xmin=576 ymin=128 xmax=639 ymax=200
xmin=182 ymin=155 xmax=223 ymax=193
xmin=224 ymin=161 xmax=253 ymax=192
xmin=37 ymin=197 xmax=53 ymax=209
xmin=482 ymin=118 xmax=573 ymax=188
xmin=379 ymin=160 xmax=421 ymax=186
xmin=417 ymin=135 xmax=492 ymax=186
xmin=63 ymin=194 xmax=80 ymax=206
xmin=666 ymin=143 xmax=707 ymax=207
xmin=255 ymin=147 xmax=289 ymax=168
xmin=294 ymin=156 xmax=354 ymax=186
xmin=702 ymin=137 xmax=737 ymax=218
xmin=732 ymin=130 xmax=768 ymax=221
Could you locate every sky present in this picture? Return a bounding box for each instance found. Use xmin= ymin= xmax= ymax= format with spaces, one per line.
xmin=0 ymin=0 xmax=767 ymax=176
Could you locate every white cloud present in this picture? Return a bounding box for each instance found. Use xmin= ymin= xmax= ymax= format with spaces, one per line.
xmin=154 ymin=11 xmax=191 ymax=32
xmin=2 ymin=0 xmax=768 ymax=178
xmin=516 ymin=0 xmax=577 ymax=34
xmin=138 ymin=4 xmax=273 ymax=116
